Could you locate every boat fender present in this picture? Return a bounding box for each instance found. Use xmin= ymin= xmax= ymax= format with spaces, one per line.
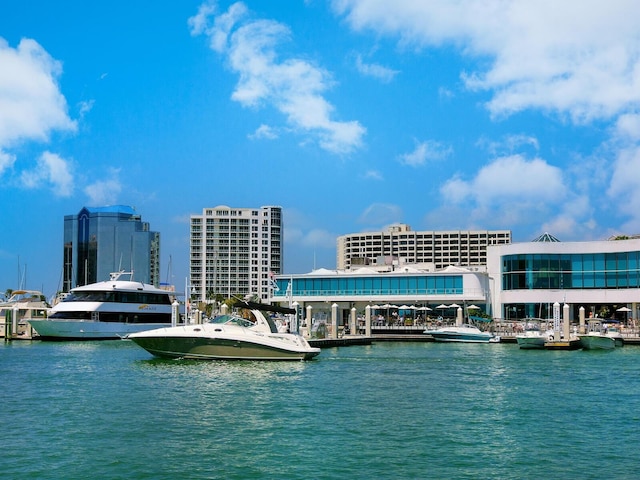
xmin=548 ymin=334 xmax=554 ymax=341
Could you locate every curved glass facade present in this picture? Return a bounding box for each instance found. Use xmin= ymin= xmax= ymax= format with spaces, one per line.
xmin=502 ymin=252 xmax=640 ymax=290
xmin=273 ymin=275 xmax=463 ymax=297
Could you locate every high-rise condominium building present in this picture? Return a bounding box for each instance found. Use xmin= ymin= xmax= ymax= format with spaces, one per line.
xmin=190 ymin=205 xmax=283 ymax=303
xmin=62 ymin=206 xmax=160 ymax=291
xmin=337 ymin=224 xmax=511 ymax=271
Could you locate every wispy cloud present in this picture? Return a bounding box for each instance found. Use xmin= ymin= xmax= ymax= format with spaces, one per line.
xmin=398 ymin=140 xmax=452 ymax=167
xmin=363 ymin=169 xmax=383 ymax=180
xmin=20 ymin=151 xmax=74 ymax=197
xmin=333 ymin=0 xmax=640 ymax=123
xmin=248 ymin=124 xmax=278 ymax=140
xmin=84 ymin=168 xmax=122 ymax=205
xmin=189 ymin=2 xmax=366 ymax=155
xmin=358 ymin=203 xmax=403 ymax=227
xmin=354 ymin=54 xmax=399 ymax=82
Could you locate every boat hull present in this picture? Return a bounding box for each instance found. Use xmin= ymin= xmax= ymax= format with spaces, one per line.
xmin=127 ymin=323 xmax=321 ymax=361
xmin=579 ymin=334 xmax=616 ymax=350
xmin=28 ymin=319 xmax=171 ymax=340
xmin=516 ymin=336 xmax=547 ymax=349
xmin=129 ymin=335 xmax=320 ymax=360
xmin=426 ymin=331 xmax=498 ymax=343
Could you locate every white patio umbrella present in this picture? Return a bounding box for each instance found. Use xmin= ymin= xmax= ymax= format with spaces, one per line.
xmin=449 ymin=303 xmax=460 ymax=308
xmin=617 ymin=306 xmax=631 ymax=323
xmin=436 ymin=304 xmax=449 ymax=309
xmin=467 ymin=304 xmax=481 ymax=310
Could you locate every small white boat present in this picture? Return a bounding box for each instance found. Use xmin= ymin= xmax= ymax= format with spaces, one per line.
xmin=28 ymin=271 xmax=176 ymax=340
xmin=0 ymin=290 xmax=50 ymax=339
xmin=579 ymin=321 xmax=622 ymax=350
xmin=127 ymin=301 xmax=321 ymax=361
xmin=424 ymin=324 xmax=500 ymax=343
xmin=516 ymin=319 xmax=554 ymax=349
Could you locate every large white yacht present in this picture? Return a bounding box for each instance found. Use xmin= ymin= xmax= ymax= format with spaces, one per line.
xmin=127 ymin=300 xmax=321 ymax=361
xmin=28 ymin=271 xmax=176 ymax=340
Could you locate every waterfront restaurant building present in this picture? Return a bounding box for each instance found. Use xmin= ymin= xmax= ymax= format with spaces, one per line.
xmin=272 ymin=264 xmax=490 ymax=327
xmin=486 ymin=233 xmax=640 ymax=324
xmin=273 ymin=233 xmax=640 ymax=329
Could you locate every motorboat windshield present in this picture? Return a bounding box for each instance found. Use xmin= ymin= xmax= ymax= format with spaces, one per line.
xmin=210 ymin=314 xmax=255 ymax=328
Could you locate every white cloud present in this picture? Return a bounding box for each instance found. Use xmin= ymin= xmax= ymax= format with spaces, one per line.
xmin=354 ymin=54 xmax=399 ymax=82
xmin=0 ymin=38 xmax=76 ymax=147
xmin=477 ymin=134 xmax=540 ymax=157
xmin=398 ymin=140 xmax=452 ymax=167
xmin=84 ymin=169 xmax=123 ymax=205
xmin=607 ymin=145 xmax=640 ymax=228
xmin=439 ymin=154 xmax=567 ymax=227
xmin=444 ymin=155 xmax=565 ymax=204
xmin=614 ymin=113 xmax=640 ymax=142
xmin=332 ymin=0 xmax=640 ymax=122
xmin=249 ymin=124 xmax=278 ymax=140
xmin=0 ymin=149 xmax=16 ymax=176
xmin=20 ymin=151 xmax=74 ymax=197
xmin=363 ymin=169 xmax=383 ymax=180
xmin=190 ymin=2 xmax=366 ymax=154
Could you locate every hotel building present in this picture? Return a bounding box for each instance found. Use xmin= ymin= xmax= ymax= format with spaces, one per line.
xmin=62 ymin=205 xmax=160 ymax=291
xmin=337 ymin=224 xmax=511 ymax=271
xmin=189 ymin=205 xmax=283 ymax=303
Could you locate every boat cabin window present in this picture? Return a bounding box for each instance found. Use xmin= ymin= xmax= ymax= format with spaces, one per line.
xmin=63 ymin=291 xmax=171 ymax=305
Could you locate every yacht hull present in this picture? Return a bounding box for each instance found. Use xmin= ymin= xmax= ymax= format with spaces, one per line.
xmin=28 ymin=319 xmax=171 ymax=340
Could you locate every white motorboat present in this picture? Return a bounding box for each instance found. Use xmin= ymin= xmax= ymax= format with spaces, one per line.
xmin=578 ymin=321 xmax=622 ymax=350
xmin=28 ymin=271 xmax=176 ymax=340
xmin=0 ymin=290 xmax=50 ymax=339
xmin=516 ymin=319 xmax=554 ymax=349
xmin=127 ymin=301 xmax=321 ymax=361
xmin=424 ymin=324 xmax=500 ymax=343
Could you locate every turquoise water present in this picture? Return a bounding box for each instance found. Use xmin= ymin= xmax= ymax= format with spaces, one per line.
xmin=2 ymin=340 xmax=639 ymax=479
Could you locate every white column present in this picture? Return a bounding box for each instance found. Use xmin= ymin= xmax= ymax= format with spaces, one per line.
xmin=331 ymin=303 xmax=339 ymax=339
xmin=553 ymin=302 xmax=561 ymax=339
xmin=171 ymin=300 xmax=180 ymax=327
xmin=563 ymin=303 xmax=570 ymax=341
xmin=306 ymin=305 xmax=313 ymax=338
xmin=579 ymin=306 xmax=585 ymax=334
xmin=365 ymin=305 xmax=372 ymax=337
xmin=350 ymin=307 xmax=357 ymax=336
xmin=456 ymin=307 xmax=463 ymax=326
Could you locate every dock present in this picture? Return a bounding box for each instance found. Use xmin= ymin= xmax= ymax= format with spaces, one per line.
xmin=308 ymin=332 xmax=640 ymax=348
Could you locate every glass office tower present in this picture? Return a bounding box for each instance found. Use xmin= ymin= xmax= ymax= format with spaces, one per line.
xmin=62 ymin=206 xmax=160 ymax=291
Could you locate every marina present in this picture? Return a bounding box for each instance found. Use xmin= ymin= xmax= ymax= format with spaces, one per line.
xmin=2 ymin=338 xmax=639 ymax=479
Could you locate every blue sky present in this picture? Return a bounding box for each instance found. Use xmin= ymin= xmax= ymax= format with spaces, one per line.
xmin=2 ymin=0 xmax=640 ymax=297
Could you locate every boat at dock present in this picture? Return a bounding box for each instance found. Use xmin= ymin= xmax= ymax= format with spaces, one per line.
xmin=578 ymin=320 xmax=623 ymax=350
xmin=28 ymin=271 xmax=176 ymax=340
xmin=126 ymin=300 xmax=321 ymax=361
xmin=424 ymin=324 xmax=500 ymax=343
xmin=516 ymin=319 xmax=554 ymax=349
xmin=1 ymin=290 xmax=50 ymax=340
